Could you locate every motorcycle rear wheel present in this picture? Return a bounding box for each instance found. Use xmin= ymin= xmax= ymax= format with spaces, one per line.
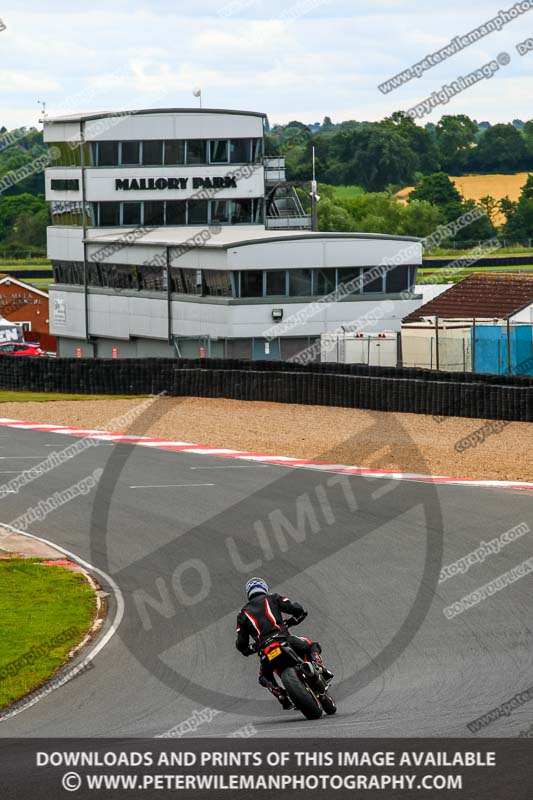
xmin=281 ymin=667 xmax=323 ymax=720
xmin=319 ymin=692 xmax=337 ymax=715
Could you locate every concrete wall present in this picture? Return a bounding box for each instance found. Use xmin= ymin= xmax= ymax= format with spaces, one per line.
xmin=57 ymin=336 xmax=175 ymax=359
xmin=228 ymin=236 xmax=421 ymax=270
xmin=50 ymin=286 xmax=427 ymax=342
xmin=44 ymin=111 xmax=264 ymax=144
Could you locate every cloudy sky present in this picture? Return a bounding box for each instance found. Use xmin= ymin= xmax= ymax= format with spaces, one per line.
xmin=1 ymin=0 xmax=531 ymax=130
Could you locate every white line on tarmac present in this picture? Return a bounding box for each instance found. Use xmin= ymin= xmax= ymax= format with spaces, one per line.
xmin=43 ymin=443 xmax=115 ymax=447
xmin=189 ymin=465 xmax=269 ymax=470
xmin=129 ymin=483 xmax=215 ymax=489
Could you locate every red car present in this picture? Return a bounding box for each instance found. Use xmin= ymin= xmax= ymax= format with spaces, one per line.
xmin=0 ymin=342 xmax=45 ymax=356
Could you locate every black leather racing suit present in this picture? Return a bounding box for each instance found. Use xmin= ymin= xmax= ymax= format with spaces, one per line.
xmin=235 ymin=592 xmax=323 ymax=693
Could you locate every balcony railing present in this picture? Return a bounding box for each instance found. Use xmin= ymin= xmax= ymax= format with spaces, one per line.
xmin=266 ymin=215 xmax=312 ymax=229
xmin=264 ymin=156 xmax=286 ymax=184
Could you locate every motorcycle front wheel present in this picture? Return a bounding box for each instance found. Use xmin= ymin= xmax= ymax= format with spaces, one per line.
xmin=281 ymin=667 xmax=322 ymax=720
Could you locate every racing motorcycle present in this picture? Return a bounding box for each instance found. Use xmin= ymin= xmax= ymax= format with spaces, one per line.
xmin=254 ymin=618 xmax=337 ymax=720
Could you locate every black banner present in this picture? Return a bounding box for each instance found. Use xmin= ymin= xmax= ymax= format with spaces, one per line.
xmin=1 ymin=738 xmax=532 ymax=799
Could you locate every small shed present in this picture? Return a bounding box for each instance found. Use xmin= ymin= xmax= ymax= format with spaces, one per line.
xmin=0 ymin=274 xmax=55 ymax=353
xmin=401 ymin=273 xmax=533 ymax=373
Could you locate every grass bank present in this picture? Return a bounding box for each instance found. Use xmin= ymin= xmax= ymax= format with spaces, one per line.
xmin=0 ymin=559 xmax=96 ymax=710
xmin=0 ymin=391 xmax=147 ymax=403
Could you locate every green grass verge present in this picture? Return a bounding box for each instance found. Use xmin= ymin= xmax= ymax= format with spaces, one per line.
xmin=0 ymin=391 xmax=147 ymax=403
xmin=0 ymin=259 xmax=50 ymax=268
xmin=0 ymin=559 xmax=96 ymax=710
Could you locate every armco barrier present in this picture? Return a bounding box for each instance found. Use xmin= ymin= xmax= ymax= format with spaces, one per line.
xmin=0 ymin=357 xmax=532 ymax=421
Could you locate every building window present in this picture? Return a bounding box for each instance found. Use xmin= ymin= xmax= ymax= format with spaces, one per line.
xmin=81 ymin=138 xmax=262 ymax=167
xmin=188 ymin=200 xmax=208 ymax=225
xmin=163 ymin=140 xmax=185 ymax=165
xmin=230 ymin=199 xmax=252 ymax=224
xmin=122 ymin=202 xmax=142 ymax=226
xmin=230 ymin=139 xmax=251 ymax=164
xmin=314 ymin=268 xmax=336 ymax=296
xmin=137 ymin=265 xmax=165 ymax=291
xmin=203 ymin=270 xmax=232 ymax=297
xmin=49 ymin=142 xmax=90 ymax=167
xmin=120 ymin=141 xmax=140 ymax=165
xmin=166 ymin=201 xmax=186 ymax=225
xmin=142 ymin=140 xmax=164 ymax=165
xmin=240 ymin=271 xmax=263 ymax=298
xmin=99 ymin=264 xmax=138 ymax=290
xmin=337 ymin=268 xmax=360 ymax=294
xmin=97 ymin=142 xmax=119 ymax=166
xmin=252 ymin=138 xmax=263 ymax=162
xmin=51 ymin=201 xmax=91 ymax=226
xmin=362 ymin=268 xmax=384 ymax=293
xmin=265 ymin=270 xmax=287 ymax=296
xmin=210 ymin=200 xmax=230 ymax=224
xmin=51 ymin=260 xmax=85 ymax=284
xmin=89 ymin=199 xmax=260 ymax=227
xmin=186 ymin=140 xmax=207 ymax=165
xmin=210 ymin=140 xmax=229 ymax=164
xmin=171 ymin=268 xmax=201 ymax=294
xmin=386 ymin=264 xmax=411 ymax=293
xmin=253 ymin=198 xmax=264 ymax=223
xmin=98 ymin=202 xmax=121 ymax=226
xmin=289 ymin=268 xmax=313 ymax=296
xmin=50 ymin=179 xmax=80 ymax=191
xmin=144 ymin=201 xmax=165 ymax=226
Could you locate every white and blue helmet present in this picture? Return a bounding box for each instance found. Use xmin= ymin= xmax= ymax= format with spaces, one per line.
xmin=246 ymin=577 xmax=269 ymax=599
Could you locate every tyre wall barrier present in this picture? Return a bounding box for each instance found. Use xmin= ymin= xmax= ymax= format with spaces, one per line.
xmin=0 ymin=357 xmax=531 ymax=421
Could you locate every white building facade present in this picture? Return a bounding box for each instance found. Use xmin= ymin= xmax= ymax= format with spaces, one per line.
xmin=44 ymin=108 xmax=425 ymax=360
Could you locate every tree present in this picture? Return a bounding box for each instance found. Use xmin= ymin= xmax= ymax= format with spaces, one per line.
xmin=435 ymin=114 xmax=478 ymax=172
xmin=409 ymin=173 xmax=495 ymax=243
xmin=9 ymin=208 xmax=49 ymax=247
xmin=383 ymin=112 xmax=440 ymax=173
xmin=0 ymin=193 xmax=48 ymax=243
xmin=478 ymin=195 xmax=499 ymax=227
xmin=398 ymin=200 xmax=445 ymax=238
xmin=522 ymin=120 xmax=533 ymax=156
xmin=409 ymin=172 xmax=463 ymax=207
xmin=318 ymin=198 xmax=355 ymax=231
xmin=502 ymin=175 xmax=533 ymax=240
xmin=472 ymin=124 xmax=528 ymax=172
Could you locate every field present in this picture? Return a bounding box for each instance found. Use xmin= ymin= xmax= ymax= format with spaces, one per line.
xmin=397 ymin=173 xmax=531 ymax=226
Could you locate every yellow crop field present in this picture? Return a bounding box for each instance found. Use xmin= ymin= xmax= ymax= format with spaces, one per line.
xmin=396 ymin=172 xmax=532 ymax=225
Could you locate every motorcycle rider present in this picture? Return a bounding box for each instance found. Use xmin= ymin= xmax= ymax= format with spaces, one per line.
xmin=235 ymin=577 xmax=333 ymax=709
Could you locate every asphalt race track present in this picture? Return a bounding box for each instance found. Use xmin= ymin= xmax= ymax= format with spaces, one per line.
xmin=0 ymin=424 xmax=531 ymax=739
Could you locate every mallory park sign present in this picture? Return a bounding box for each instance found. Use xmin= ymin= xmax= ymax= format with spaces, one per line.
xmin=115 ymin=176 xmax=238 ymax=191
